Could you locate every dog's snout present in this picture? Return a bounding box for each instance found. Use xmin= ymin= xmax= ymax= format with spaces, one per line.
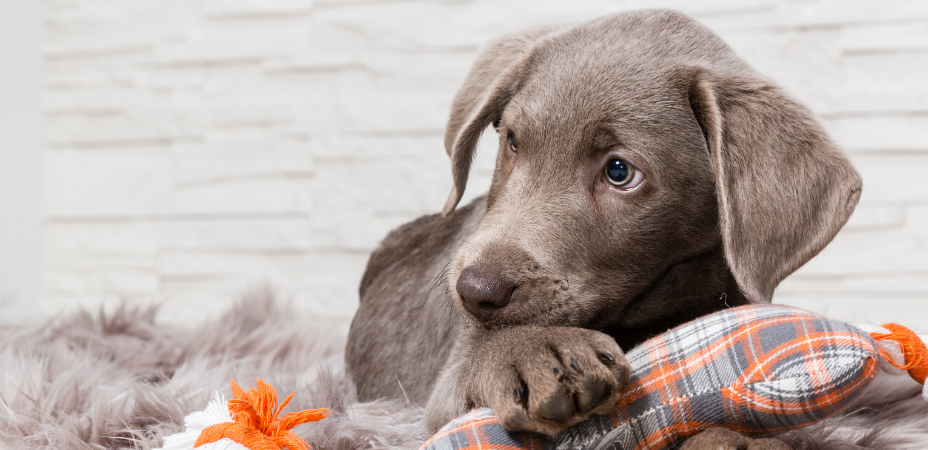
xmin=457 ymin=267 xmax=515 ymax=321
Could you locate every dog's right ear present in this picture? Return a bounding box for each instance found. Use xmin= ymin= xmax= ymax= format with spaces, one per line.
xmin=442 ymin=25 xmax=563 ymax=216
xmin=685 ymin=67 xmax=862 ymax=303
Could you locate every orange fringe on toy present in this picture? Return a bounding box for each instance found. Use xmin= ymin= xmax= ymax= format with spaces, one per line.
xmin=195 ymin=379 xmax=330 ymax=450
xmin=870 ymin=323 xmax=928 ymax=384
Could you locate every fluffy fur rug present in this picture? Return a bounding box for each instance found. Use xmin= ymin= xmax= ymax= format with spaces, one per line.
xmin=2 ymin=292 xmax=927 ymax=449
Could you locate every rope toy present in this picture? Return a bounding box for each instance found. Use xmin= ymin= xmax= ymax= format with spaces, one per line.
xmin=868 ymin=323 xmax=928 ymax=384
xmin=158 ymin=379 xmax=329 ymax=450
xmin=422 ymin=304 xmax=928 ymax=450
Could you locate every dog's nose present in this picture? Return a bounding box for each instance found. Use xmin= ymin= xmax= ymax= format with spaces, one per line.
xmin=457 ymin=267 xmax=515 ymax=321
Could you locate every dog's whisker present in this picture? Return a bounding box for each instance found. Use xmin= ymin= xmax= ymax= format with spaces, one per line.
xmin=400 ymin=248 xmax=460 ymax=278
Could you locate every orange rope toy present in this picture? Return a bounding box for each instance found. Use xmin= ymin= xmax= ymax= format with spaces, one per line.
xmin=867 ymin=323 xmax=928 ymax=385
xmin=157 ymin=379 xmax=329 ymax=450
xmin=859 ymin=321 xmax=928 ymax=405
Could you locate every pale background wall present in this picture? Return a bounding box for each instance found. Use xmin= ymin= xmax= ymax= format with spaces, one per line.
xmin=9 ymin=0 xmax=928 ymax=330
xmin=0 ymin=0 xmax=44 ymax=325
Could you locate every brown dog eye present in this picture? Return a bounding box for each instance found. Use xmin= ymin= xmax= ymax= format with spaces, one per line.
xmin=604 ymin=158 xmax=634 ymax=186
xmin=507 ymin=131 xmax=517 ymax=152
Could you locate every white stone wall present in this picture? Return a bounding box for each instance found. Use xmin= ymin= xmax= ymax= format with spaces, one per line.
xmin=0 ymin=0 xmax=44 ymax=325
xmin=43 ymin=0 xmax=928 ymax=330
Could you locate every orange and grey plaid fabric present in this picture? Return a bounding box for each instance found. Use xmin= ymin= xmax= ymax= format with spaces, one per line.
xmin=421 ymin=304 xmax=880 ymax=450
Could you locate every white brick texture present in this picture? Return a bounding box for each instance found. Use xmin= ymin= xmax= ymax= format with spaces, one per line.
xmin=43 ymin=0 xmax=928 ymax=329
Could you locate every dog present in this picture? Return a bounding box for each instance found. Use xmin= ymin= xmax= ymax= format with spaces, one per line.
xmin=346 ymin=9 xmax=861 ymax=449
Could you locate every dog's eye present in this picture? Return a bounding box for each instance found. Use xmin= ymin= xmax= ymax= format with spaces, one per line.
xmin=507 ymin=131 xmax=517 ymax=152
xmin=604 ymin=158 xmax=636 ymax=187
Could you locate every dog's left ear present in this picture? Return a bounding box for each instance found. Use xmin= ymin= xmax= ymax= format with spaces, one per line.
xmin=441 ymin=25 xmax=564 ymax=216
xmin=685 ymin=68 xmax=862 ymax=303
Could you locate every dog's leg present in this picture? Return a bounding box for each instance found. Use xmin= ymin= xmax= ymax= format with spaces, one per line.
xmin=680 ymin=428 xmax=791 ymax=450
xmin=426 ymin=325 xmax=630 ymax=436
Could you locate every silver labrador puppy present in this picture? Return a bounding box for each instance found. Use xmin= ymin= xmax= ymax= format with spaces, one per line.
xmin=346 ymin=9 xmax=861 ymax=449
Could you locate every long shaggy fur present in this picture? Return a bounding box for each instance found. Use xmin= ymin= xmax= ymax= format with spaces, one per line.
xmin=1 ymin=291 xmax=926 ymax=449
xmin=0 ymin=291 xmax=426 ymax=449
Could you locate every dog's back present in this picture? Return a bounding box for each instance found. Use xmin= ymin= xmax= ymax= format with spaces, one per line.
xmin=348 ymin=198 xmax=485 ymax=403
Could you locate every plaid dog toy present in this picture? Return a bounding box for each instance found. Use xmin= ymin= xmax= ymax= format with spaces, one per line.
xmin=422 ymin=304 xmax=911 ymax=450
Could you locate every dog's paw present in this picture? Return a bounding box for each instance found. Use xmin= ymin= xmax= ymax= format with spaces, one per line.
xmin=472 ymin=326 xmax=630 ymax=436
xmin=679 ymin=428 xmax=792 ymax=450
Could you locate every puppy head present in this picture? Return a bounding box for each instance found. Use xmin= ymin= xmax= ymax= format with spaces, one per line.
xmin=443 ymin=10 xmax=861 ymax=332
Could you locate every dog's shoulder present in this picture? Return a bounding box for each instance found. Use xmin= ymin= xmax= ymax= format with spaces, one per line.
xmin=349 ymin=196 xmax=485 ymax=403
xmin=359 ymin=196 xmax=486 ymax=299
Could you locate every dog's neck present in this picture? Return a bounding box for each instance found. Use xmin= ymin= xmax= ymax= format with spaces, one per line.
xmin=601 ymin=248 xmax=749 ymax=351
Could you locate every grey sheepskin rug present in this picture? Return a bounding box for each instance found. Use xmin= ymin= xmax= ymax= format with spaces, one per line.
xmin=2 ymin=292 xmax=928 ymax=449
xmin=0 ymin=292 xmax=425 ymax=449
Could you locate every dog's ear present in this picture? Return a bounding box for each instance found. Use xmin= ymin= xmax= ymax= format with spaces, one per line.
xmin=441 ymin=25 xmax=563 ymax=216
xmin=686 ymin=68 xmax=862 ymax=303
